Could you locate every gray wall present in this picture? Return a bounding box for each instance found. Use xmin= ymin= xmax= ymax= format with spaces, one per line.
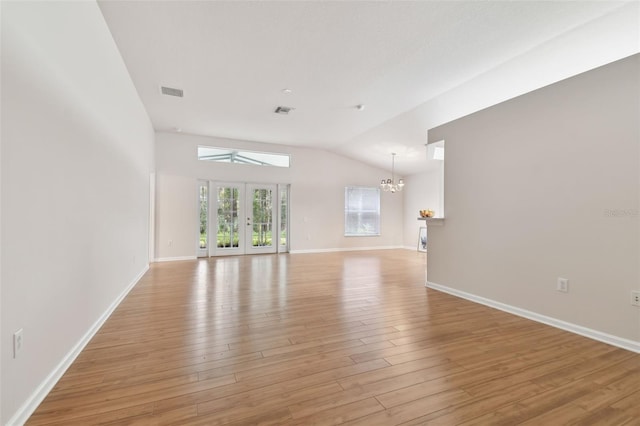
xmin=402 ymin=167 xmax=442 ymax=249
xmin=427 ymin=54 xmax=639 ymax=343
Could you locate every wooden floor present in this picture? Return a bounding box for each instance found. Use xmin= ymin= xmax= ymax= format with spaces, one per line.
xmin=28 ymin=250 xmax=639 ymax=425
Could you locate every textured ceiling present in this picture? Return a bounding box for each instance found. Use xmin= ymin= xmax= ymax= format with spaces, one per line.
xmin=98 ymin=1 xmax=639 ymax=175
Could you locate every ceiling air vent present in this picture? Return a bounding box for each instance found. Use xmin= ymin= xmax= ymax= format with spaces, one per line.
xmin=274 ymin=106 xmax=294 ymax=115
xmin=160 ymin=86 xmax=184 ymax=97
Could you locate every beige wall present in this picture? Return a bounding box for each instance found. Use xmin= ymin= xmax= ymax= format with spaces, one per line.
xmin=1 ymin=2 xmax=154 ymax=423
xmin=427 ymin=54 xmax=639 ymax=343
xmin=155 ymin=132 xmax=405 ymax=258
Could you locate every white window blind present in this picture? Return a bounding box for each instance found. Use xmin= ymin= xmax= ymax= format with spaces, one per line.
xmin=345 ymin=187 xmax=380 ymax=236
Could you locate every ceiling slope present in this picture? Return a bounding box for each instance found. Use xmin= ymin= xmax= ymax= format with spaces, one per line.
xmin=98 ymin=1 xmax=639 ymax=175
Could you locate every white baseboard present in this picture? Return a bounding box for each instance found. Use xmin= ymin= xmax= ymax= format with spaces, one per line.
xmin=7 ymin=265 xmax=150 ymax=426
xmin=402 ymin=245 xmax=427 ymax=252
xmin=154 ymin=256 xmax=197 ymax=262
xmin=426 ymin=281 xmax=640 ymax=354
xmin=159 ymin=250 xmax=409 ymax=258
xmin=290 ymin=245 xmax=405 ymax=254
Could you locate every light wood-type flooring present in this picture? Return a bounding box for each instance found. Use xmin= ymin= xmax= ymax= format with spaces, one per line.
xmin=28 ymin=250 xmax=639 ymax=425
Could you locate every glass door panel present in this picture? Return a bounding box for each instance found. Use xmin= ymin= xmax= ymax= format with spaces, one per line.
xmin=278 ymin=184 xmax=289 ymax=252
xmin=197 ymin=182 xmax=208 ymax=257
xmin=213 ymin=183 xmax=244 ymax=256
xmin=246 ymin=184 xmax=277 ymax=254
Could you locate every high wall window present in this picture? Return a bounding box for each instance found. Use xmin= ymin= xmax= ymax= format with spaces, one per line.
xmin=198 ymin=146 xmax=290 ymax=168
xmin=344 ymin=187 xmax=380 ymax=236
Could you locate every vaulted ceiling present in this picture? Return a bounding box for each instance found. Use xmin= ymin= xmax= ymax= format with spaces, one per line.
xmin=98 ymin=1 xmax=639 ymax=175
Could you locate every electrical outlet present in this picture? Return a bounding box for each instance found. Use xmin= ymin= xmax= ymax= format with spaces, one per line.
xmin=557 ymin=277 xmax=569 ymax=293
xmin=13 ymin=329 xmax=23 ymax=358
xmin=631 ymin=290 xmax=640 ymax=307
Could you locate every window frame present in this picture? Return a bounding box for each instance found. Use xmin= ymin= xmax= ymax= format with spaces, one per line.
xmin=197 ymin=145 xmax=291 ymax=168
xmin=344 ymin=186 xmax=381 ymax=237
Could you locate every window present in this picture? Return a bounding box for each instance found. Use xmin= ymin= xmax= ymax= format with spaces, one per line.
xmin=198 ymin=146 xmax=290 ymax=168
xmin=198 ymin=183 xmax=208 ymax=250
xmin=216 ymin=186 xmax=240 ymax=248
xmin=279 ymin=185 xmax=289 ymax=249
xmin=345 ymin=187 xmax=380 ymax=236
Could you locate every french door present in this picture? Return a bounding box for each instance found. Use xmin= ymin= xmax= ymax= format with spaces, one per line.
xmin=198 ymin=182 xmax=289 ymax=257
xmin=245 ymin=184 xmax=277 ymax=254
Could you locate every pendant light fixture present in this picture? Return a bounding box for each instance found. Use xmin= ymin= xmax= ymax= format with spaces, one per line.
xmin=380 ymin=153 xmax=404 ymax=193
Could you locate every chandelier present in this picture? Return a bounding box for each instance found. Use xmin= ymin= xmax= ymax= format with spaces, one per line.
xmin=380 ymin=153 xmax=404 ymax=192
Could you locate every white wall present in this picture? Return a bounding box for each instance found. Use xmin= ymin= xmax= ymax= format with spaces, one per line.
xmin=342 ymin=2 xmax=640 ymax=166
xmin=402 ymin=167 xmax=441 ymax=249
xmin=155 ymin=132 xmax=404 ymax=258
xmin=427 ymin=54 xmax=639 ymax=344
xmin=1 ymin=2 xmax=154 ymax=424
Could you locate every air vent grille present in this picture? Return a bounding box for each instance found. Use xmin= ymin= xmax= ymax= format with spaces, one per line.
xmin=160 ymin=86 xmax=184 ymax=97
xmin=274 ymin=106 xmax=294 ymax=115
